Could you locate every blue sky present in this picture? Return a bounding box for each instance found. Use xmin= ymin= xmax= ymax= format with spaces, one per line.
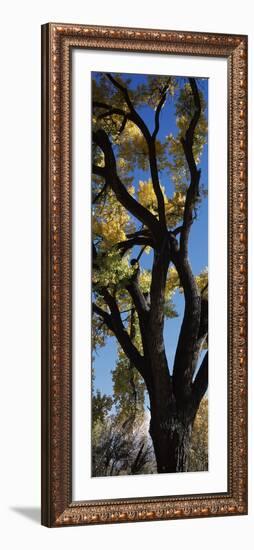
xmin=92 ymin=72 xmax=208 ymax=398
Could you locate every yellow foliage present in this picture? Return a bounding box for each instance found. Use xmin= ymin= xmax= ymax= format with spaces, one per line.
xmin=121 ymin=121 xmax=143 ymax=141
xmin=189 ymin=396 xmax=208 ymax=471
xmin=165 ymin=268 xmax=180 ymax=298
xmin=195 ymin=268 xmax=208 ymax=297
xmin=92 ymin=188 xmax=134 ymax=249
xmin=93 ymin=216 xmax=127 ymax=247
xmin=165 ymin=192 xmax=185 ymax=226
xmin=139 ymin=270 xmax=152 ymax=293
xmin=137 ymin=180 xmax=158 ymax=214
xmin=137 ymin=179 xmax=185 ymax=228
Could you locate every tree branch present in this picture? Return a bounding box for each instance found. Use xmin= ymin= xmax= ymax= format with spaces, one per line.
xmin=148 ymin=140 xmax=167 ymax=229
xmin=136 ymin=245 xmax=148 ymax=262
xmin=99 ymin=288 xmax=146 ymax=377
xmin=124 ymin=264 xmax=152 ymax=367
xmin=180 ymin=77 xmax=202 ymax=257
xmin=105 ymin=73 xmax=167 ymax=230
xmin=92 ymin=180 xmax=108 ymax=204
xmin=169 ymin=78 xmax=205 ymax=400
xmin=171 ymin=225 xmax=183 ymax=236
xmin=152 ymin=80 xmax=170 ymax=140
xmin=126 ymin=273 xmax=150 ymax=317
xmin=126 ymin=228 xmax=151 ymax=239
xmin=92 ymin=303 xmax=113 ymax=330
xmin=198 ymin=298 xmax=208 ymax=340
xmin=93 ymin=240 xmax=145 ymax=372
xmin=93 ymin=101 xmax=127 ymax=119
xmin=105 ymin=73 xmax=151 ymax=141
xmin=149 ymin=79 xmax=172 ymax=227
xmin=147 ymin=236 xmax=171 ymax=384
xmin=92 ymin=164 xmax=106 ymax=178
xmin=93 ymin=128 xmax=163 ymax=242
xmin=172 ymin=248 xmax=202 ymax=401
xmin=116 ymin=236 xmax=153 ymax=254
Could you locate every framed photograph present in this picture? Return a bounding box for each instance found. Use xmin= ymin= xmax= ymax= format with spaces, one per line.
xmin=41 ymin=23 xmax=248 ymax=527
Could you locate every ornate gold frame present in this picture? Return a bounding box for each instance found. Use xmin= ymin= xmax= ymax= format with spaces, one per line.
xmin=41 ymin=23 xmax=248 ymax=527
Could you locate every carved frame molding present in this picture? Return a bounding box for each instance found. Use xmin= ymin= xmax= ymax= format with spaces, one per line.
xmin=41 ymin=23 xmax=248 ymax=527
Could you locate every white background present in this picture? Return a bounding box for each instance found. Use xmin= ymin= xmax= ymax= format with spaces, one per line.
xmin=73 ymin=51 xmax=228 ymax=500
xmin=0 ymin=0 xmax=253 ymax=548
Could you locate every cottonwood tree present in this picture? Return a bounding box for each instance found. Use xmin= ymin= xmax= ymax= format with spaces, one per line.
xmin=92 ymin=72 xmax=208 ymax=473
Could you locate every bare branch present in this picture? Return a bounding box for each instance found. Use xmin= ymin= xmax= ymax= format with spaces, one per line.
xmin=126 ymin=228 xmax=150 ymax=239
xmin=152 ymin=80 xmax=171 ymax=140
xmin=148 ymin=140 xmax=167 ymax=229
xmin=185 ymin=78 xmax=202 ymax=147
xmin=116 ymin=236 xmax=152 ymax=254
xmin=100 ymin=288 xmax=146 ymax=377
xmin=180 ymin=78 xmax=202 ymax=257
xmin=92 ymin=164 xmax=106 ymax=178
xmin=136 ymin=244 xmax=148 ymax=262
xmin=171 ymin=225 xmax=183 ymax=236
xmin=126 ymin=279 xmax=150 ymax=317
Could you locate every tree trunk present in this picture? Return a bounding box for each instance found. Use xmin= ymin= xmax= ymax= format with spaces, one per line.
xmin=149 ymin=397 xmax=196 ymax=473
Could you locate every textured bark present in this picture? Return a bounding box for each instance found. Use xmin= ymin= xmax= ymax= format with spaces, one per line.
xmin=149 ymin=411 xmax=194 ymax=473
xmin=147 ymin=349 xmax=203 ymax=473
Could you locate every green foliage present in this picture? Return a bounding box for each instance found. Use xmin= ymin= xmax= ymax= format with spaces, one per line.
xmin=93 ymin=249 xmax=135 ymax=290
xmin=92 ymin=390 xmax=113 ymax=423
